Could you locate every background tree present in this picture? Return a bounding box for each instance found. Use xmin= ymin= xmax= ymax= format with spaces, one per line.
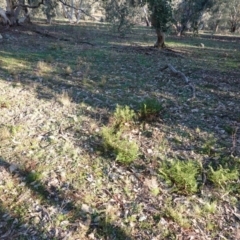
xmin=228 ymin=0 xmax=240 ymax=32
xmin=42 ymin=0 xmax=58 ymax=24
xmin=206 ymin=0 xmax=240 ymax=33
xmin=172 ymin=0 xmax=213 ymax=36
xmin=147 ymin=0 xmax=172 ymax=48
xmin=102 ymin=0 xmax=143 ymax=35
xmin=102 ymin=0 xmax=172 ymax=47
xmin=1 ymin=0 xmax=96 ymax=25
xmin=2 ymin=0 xmax=46 ymax=25
xmin=207 ymin=0 xmax=226 ymax=33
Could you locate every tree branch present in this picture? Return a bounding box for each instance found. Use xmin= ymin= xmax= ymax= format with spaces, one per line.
xmin=12 ymin=0 xmax=96 ymax=21
xmin=58 ymin=0 xmax=96 ymax=20
xmin=13 ymin=0 xmax=44 ymax=9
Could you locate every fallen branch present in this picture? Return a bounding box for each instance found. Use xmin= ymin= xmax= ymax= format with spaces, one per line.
xmin=160 ymin=64 xmax=196 ymax=99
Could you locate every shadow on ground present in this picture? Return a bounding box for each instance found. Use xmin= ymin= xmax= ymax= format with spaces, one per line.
xmin=0 ymin=157 xmax=132 ymax=239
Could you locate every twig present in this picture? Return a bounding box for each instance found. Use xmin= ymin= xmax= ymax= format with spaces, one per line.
xmin=160 ymin=64 xmax=196 ymax=99
xmin=231 ymin=126 xmax=239 ymax=155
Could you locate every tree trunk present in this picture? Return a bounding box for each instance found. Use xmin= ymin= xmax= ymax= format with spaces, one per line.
xmin=230 ymin=22 xmax=237 ymax=33
xmin=143 ymin=6 xmax=150 ymax=27
xmin=0 ymin=7 xmax=10 ymax=24
xmin=6 ymin=0 xmax=17 ymax=25
xmin=145 ymin=16 xmax=150 ymax=27
xmin=154 ymin=29 xmax=165 ymax=48
xmin=70 ymin=0 xmax=74 ymax=22
xmin=173 ymin=22 xmax=183 ymax=36
xmin=4 ymin=0 xmax=28 ymax=25
xmin=62 ymin=4 xmax=68 ymax=18
xmin=62 ymin=4 xmax=71 ymax=21
xmin=75 ymin=0 xmax=83 ymax=24
xmin=214 ymin=23 xmax=219 ymax=33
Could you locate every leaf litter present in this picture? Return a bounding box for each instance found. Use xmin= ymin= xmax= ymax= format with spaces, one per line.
xmin=0 ymin=21 xmax=240 ymax=239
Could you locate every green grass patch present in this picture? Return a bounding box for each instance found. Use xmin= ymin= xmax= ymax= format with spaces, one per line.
xmin=101 ymin=126 xmax=139 ymax=164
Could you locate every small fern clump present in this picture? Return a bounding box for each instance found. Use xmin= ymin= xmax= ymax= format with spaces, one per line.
xmin=139 ymin=98 xmax=163 ymax=121
xmin=159 ymin=160 xmax=200 ymax=194
xmin=101 ymin=126 xmax=139 ymax=164
xmin=113 ymin=105 xmax=136 ymax=126
xmin=207 ymin=165 xmax=238 ymax=189
xmin=164 ymin=206 xmax=190 ymax=228
xmin=200 ymin=135 xmax=217 ymax=156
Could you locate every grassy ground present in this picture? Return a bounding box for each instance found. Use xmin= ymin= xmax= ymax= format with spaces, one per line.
xmin=0 ymin=19 xmax=240 ymax=239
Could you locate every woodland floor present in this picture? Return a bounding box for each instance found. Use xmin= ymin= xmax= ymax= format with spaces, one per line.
xmin=0 ymin=19 xmax=240 ymax=240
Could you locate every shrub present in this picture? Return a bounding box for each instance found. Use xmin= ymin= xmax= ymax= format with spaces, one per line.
xmin=159 ymin=160 xmax=200 ymax=194
xmin=113 ymin=104 xmax=136 ymax=126
xmin=139 ymin=98 xmax=163 ymax=121
xmin=101 ymin=126 xmax=139 ymax=164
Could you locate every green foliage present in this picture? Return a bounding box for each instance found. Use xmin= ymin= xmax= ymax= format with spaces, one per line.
xmin=25 ymin=171 xmax=42 ymax=184
xmin=207 ymin=165 xmax=238 ymax=189
xmin=172 ymin=0 xmax=213 ymax=34
xmin=223 ymin=125 xmax=235 ymax=135
xmin=199 ymin=135 xmax=217 ymax=156
xmin=164 ymin=206 xmax=190 ymax=228
xmin=0 ymin=125 xmax=22 ymax=140
xmin=41 ymin=0 xmax=57 ymax=23
xmin=139 ymin=98 xmax=163 ymax=120
xmin=45 ymin=55 xmax=54 ymax=63
xmin=203 ymin=201 xmax=217 ymax=214
xmin=147 ymin=0 xmax=172 ymax=32
xmin=103 ymin=0 xmax=140 ymax=35
xmin=101 ymin=127 xmax=139 ymax=164
xmin=159 ymin=160 xmax=200 ymax=194
xmin=114 ymin=104 xmax=136 ymax=126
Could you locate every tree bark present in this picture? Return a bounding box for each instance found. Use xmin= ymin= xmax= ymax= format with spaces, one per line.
xmin=4 ymin=0 xmax=28 ymax=25
xmin=75 ymin=0 xmax=83 ymax=24
xmin=0 ymin=7 xmax=10 ymax=24
xmin=230 ymin=21 xmax=237 ymax=33
xmin=6 ymin=0 xmax=17 ymax=25
xmin=154 ymin=29 xmax=165 ymax=48
xmin=70 ymin=0 xmax=74 ymax=22
xmin=143 ymin=6 xmax=150 ymax=27
xmin=214 ymin=23 xmax=219 ymax=33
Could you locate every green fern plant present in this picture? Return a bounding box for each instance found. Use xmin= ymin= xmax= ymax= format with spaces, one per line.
xmin=164 ymin=206 xmax=190 ymax=228
xmin=200 ymin=135 xmax=217 ymax=156
xmin=101 ymin=126 xmax=139 ymax=164
xmin=207 ymin=165 xmax=238 ymax=189
xmin=139 ymin=98 xmax=163 ymax=121
xmin=113 ymin=105 xmax=136 ymax=126
xmin=159 ymin=160 xmax=200 ymax=194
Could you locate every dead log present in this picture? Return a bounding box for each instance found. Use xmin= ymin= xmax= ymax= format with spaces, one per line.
xmin=160 ymin=64 xmax=196 ymax=99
